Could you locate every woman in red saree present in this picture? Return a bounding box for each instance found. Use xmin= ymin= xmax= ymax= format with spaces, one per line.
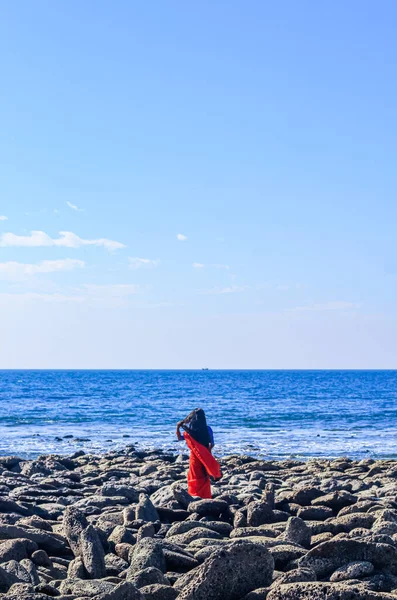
xmin=176 ymin=408 xmax=222 ymax=499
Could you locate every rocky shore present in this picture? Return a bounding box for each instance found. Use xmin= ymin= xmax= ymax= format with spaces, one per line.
xmin=0 ymin=448 xmax=397 ymax=599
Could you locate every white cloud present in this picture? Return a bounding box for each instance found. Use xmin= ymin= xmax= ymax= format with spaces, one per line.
xmin=129 ymin=257 xmax=160 ymax=270
xmin=66 ymin=201 xmax=84 ymax=212
xmin=177 ymin=233 xmax=188 ymax=241
xmin=0 ymin=283 xmax=146 ymax=306
xmin=0 ymin=230 xmax=126 ymax=252
xmin=0 ymin=259 xmax=84 ymax=280
xmin=290 ymin=301 xmax=360 ymax=312
xmin=0 ymin=216 xmax=8 ymax=221
xmin=82 ymin=284 xmax=141 ymax=297
xmin=204 ymin=285 xmax=247 ymax=295
xmin=0 ymin=292 xmax=84 ymax=303
xmin=193 ymin=263 xmax=229 ymax=270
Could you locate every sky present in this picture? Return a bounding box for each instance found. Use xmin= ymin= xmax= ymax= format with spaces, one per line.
xmin=0 ymin=0 xmax=397 ymax=369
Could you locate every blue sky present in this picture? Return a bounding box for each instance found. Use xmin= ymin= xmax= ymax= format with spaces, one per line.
xmin=1 ymin=1 xmax=396 ymax=368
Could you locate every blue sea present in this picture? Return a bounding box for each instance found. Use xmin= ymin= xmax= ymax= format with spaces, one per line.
xmin=0 ymin=370 xmax=396 ymax=460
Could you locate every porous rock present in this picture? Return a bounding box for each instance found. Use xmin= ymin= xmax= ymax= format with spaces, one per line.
xmin=175 ymin=540 xmax=274 ymax=600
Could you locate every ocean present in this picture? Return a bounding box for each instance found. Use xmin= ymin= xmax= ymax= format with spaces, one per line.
xmin=0 ymin=370 xmax=396 ymax=460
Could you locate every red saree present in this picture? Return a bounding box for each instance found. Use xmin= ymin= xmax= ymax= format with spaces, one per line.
xmin=184 ymin=431 xmax=222 ymax=499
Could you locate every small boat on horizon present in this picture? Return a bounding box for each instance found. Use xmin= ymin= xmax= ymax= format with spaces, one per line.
xmin=202 ymin=367 xmax=209 ymax=371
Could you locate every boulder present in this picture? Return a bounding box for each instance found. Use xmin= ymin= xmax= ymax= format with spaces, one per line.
xmin=96 ymin=580 xmax=145 ymax=600
xmin=329 ymin=513 xmax=375 ymax=534
xmin=136 ymin=495 xmax=159 ymax=523
xmin=172 ymin=484 xmax=194 ymax=509
xmin=282 ymin=517 xmax=311 ymax=548
xmin=297 ymin=506 xmax=333 ymax=521
xmin=271 ymin=567 xmax=316 ymax=586
xmin=247 ymin=501 xmax=273 ymax=526
xmin=63 ymin=507 xmax=89 ymax=557
xmin=128 ymin=566 xmax=170 ymax=588
xmin=79 ymin=524 xmax=106 ymax=579
xmin=330 ymin=561 xmax=374 ymax=582
xmin=0 ymin=525 xmax=68 ymax=555
xmin=167 ymin=527 xmax=221 ymax=545
xmin=311 ymin=491 xmax=357 ymax=512
xmin=60 ymin=577 xmax=116 ymax=596
xmin=175 ymin=541 xmax=274 ymax=600
xmin=187 ymin=499 xmax=228 ymax=518
xmin=31 ymin=549 xmax=52 ymax=568
xmin=0 ymin=538 xmax=38 ymax=562
xmin=104 ymin=552 xmax=129 ymax=576
xmin=299 ymin=539 xmax=397 ymax=578
xmin=140 ymin=583 xmax=178 ymax=600
xmin=127 ymin=539 xmax=166 ymax=576
xmin=108 ymin=525 xmax=136 ymax=547
xmin=266 ymin=582 xmax=395 ymax=599
xmin=101 ymin=483 xmax=140 ymax=502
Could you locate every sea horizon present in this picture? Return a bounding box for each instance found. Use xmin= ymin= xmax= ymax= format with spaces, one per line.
xmin=1 ymin=369 xmax=396 ymax=461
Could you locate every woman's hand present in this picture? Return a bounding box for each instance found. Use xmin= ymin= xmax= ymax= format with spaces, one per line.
xmin=176 ymin=421 xmax=184 ymax=441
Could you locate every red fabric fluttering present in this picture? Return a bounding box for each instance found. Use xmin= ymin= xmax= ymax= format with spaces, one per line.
xmin=183 ymin=431 xmax=222 ymax=499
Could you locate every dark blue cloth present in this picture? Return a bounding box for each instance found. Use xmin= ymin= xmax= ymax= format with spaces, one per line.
xmin=207 ymin=425 xmax=215 ymax=447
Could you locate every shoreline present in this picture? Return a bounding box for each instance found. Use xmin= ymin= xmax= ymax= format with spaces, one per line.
xmin=0 ymin=449 xmax=396 ymax=598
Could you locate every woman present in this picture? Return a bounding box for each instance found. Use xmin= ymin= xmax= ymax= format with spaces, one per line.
xmin=176 ymin=408 xmax=222 ymax=499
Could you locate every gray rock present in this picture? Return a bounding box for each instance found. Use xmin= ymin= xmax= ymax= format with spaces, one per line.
xmin=230 ymin=526 xmax=276 ymax=539
xmin=128 ymin=566 xmax=170 ymax=588
xmin=242 ymin=588 xmax=270 ymax=600
xmin=299 ymin=539 xmax=397 ymax=578
xmin=63 ymin=506 xmax=89 ymax=557
xmin=247 ymin=501 xmax=273 ymax=526
xmin=172 ymin=484 xmax=194 ymax=509
xmin=329 ymin=513 xmax=375 ymax=533
xmin=282 ymin=517 xmax=311 ymax=548
xmin=187 ymin=499 xmax=228 ymax=518
xmin=95 ymin=580 xmax=145 ymax=600
xmin=137 ymin=523 xmax=155 ymax=541
xmin=140 ymin=583 xmax=177 ymax=600
xmin=136 ymin=494 xmax=160 ymax=523
xmin=0 ymin=564 xmax=18 ymax=592
xmin=200 ymin=520 xmax=233 ymax=537
xmin=0 ymin=524 xmax=68 ymax=555
xmin=269 ymin=544 xmax=307 ymax=569
xmin=373 ymin=519 xmax=397 ymax=536
xmin=287 ymin=487 xmax=324 ymax=506
xmin=233 ymin=508 xmax=247 ymax=528
xmin=108 ymin=525 xmax=136 ymax=547
xmin=194 ymin=545 xmax=225 ymax=563
xmin=105 ymin=552 xmax=129 ymax=576
xmin=6 ymin=582 xmax=35 ymax=595
xmin=79 ymin=524 xmax=106 ymax=579
xmin=271 ymin=568 xmax=316 ymax=586
xmin=175 ymin=541 xmax=274 ymax=600
xmin=266 ymin=581 xmax=394 ymax=599
xmin=0 ymin=538 xmax=38 ymax=562
xmin=296 ymin=506 xmax=333 ymax=521
xmin=101 ymin=483 xmax=140 ymax=502
xmin=311 ymin=491 xmax=357 ymax=511
xmin=115 ymin=542 xmax=134 ymax=562
xmin=330 ymin=560 xmax=375 ymax=582
xmin=60 ymin=577 xmax=116 ymax=596
xmin=163 ymin=547 xmax=198 ymax=570
xmin=31 ymin=549 xmax=52 ymax=568
xmin=127 ymin=539 xmax=166 ymax=576
xmin=167 ymin=526 xmax=221 ymax=545
xmin=67 ymin=556 xmax=86 ymax=578
xmin=34 ymin=582 xmax=61 ymax=595
xmin=20 ymin=559 xmax=40 ymax=585
xmin=1 ymin=560 xmax=31 ymax=583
